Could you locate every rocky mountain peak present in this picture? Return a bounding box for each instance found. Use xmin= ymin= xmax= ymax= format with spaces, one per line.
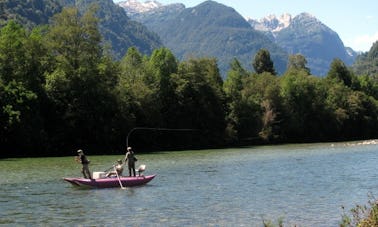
xmin=248 ymin=13 xmax=292 ymax=33
xmin=117 ymin=0 xmax=163 ymax=14
xmin=290 ymin=12 xmax=324 ymax=30
xmin=295 ymin=12 xmax=316 ymax=20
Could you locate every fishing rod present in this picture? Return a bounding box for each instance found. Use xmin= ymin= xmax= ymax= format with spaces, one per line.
xmin=126 ymin=127 xmax=198 ymax=148
xmin=104 ymin=127 xmax=196 ymax=172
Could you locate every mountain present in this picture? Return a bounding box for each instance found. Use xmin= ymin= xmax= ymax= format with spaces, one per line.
xmin=121 ymin=0 xmax=357 ymax=76
xmin=249 ymin=13 xmax=357 ymax=76
xmin=117 ymin=0 xmax=163 ymax=15
xmin=120 ymin=0 xmax=288 ymax=76
xmin=0 ymin=0 xmax=63 ymax=29
xmin=75 ymin=0 xmax=163 ymax=58
xmin=248 ymin=13 xmax=292 ymax=35
xmin=126 ymin=2 xmax=185 ymax=26
xmin=0 ymin=0 xmax=162 ymax=59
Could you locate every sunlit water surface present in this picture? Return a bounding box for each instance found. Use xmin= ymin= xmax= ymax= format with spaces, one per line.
xmin=1 ymin=141 xmax=378 ymax=226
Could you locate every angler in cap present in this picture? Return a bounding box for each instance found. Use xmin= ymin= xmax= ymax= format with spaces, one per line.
xmin=75 ymin=149 xmax=92 ymax=179
xmin=124 ymin=147 xmax=137 ymax=177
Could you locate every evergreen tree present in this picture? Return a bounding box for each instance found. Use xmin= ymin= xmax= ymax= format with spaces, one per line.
xmin=252 ymin=48 xmax=276 ymax=75
xmin=173 ymin=58 xmax=227 ymax=147
xmin=280 ymin=71 xmax=328 ymax=141
xmin=118 ymin=47 xmax=158 ymax=128
xmin=223 ymin=58 xmax=249 ymax=142
xmin=45 ymin=7 xmax=118 ymax=153
xmin=242 ymin=72 xmax=282 ymax=142
xmin=327 ymin=58 xmax=352 ymax=87
xmin=0 ymin=21 xmax=47 ymax=155
xmin=287 ymin=54 xmax=311 ymax=75
xmin=148 ymin=48 xmax=178 ymax=127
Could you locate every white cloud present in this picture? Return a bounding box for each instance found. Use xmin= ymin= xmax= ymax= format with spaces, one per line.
xmin=365 ymin=15 xmax=375 ymax=20
xmin=350 ymin=32 xmax=378 ymax=52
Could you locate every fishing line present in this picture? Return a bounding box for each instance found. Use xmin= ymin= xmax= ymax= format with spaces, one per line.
xmin=126 ymin=127 xmax=198 ymax=147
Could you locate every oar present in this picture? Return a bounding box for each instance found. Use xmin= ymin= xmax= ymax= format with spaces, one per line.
xmin=114 ymin=166 xmax=126 ymax=190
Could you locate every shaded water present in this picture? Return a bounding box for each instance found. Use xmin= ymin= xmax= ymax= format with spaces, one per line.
xmin=1 ymin=141 xmax=378 ymax=226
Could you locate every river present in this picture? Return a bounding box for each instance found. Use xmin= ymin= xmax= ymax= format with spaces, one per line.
xmin=1 ymin=140 xmax=378 ymax=226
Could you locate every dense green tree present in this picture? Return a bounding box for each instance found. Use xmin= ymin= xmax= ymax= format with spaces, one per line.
xmin=0 ymin=21 xmax=28 ymax=84
xmin=356 ymin=75 xmax=378 ymax=100
xmin=0 ymin=81 xmax=38 ymax=154
xmin=287 ymin=54 xmax=311 ymax=75
xmin=0 ymin=21 xmax=48 ymax=94
xmin=0 ymin=21 xmax=49 ymax=155
xmin=324 ymin=78 xmax=378 ymax=139
xmin=327 ymin=58 xmax=353 ymax=87
xmin=223 ymin=59 xmax=249 ymax=142
xmin=121 ymin=47 xmax=143 ymax=69
xmin=147 ymin=48 xmax=178 ymax=127
xmin=256 ymin=73 xmax=282 ymax=141
xmin=172 ymin=58 xmax=227 ymax=147
xmin=224 ymin=58 xmax=248 ymax=98
xmin=148 ymin=48 xmax=178 ymax=79
xmin=118 ymin=47 xmax=158 ymax=128
xmin=280 ymin=71 xmax=328 ymax=141
xmin=242 ymin=72 xmax=282 ymax=141
xmin=46 ymin=6 xmax=102 ymax=72
xmin=353 ymin=41 xmax=378 ymax=76
xmin=252 ymin=48 xmax=276 ymax=75
xmin=44 ymin=7 xmax=119 ymax=153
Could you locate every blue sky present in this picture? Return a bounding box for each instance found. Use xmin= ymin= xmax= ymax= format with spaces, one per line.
xmin=114 ymin=0 xmax=378 ymax=52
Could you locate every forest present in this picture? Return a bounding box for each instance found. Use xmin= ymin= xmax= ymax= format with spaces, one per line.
xmin=1 ymin=7 xmax=378 ymax=158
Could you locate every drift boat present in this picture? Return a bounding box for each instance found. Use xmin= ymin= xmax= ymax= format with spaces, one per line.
xmin=65 ymin=128 xmax=183 ymax=189
xmin=64 ymin=174 xmax=156 ymax=189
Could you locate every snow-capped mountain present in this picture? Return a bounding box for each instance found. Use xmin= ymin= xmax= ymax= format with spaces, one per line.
xmin=260 ymin=12 xmax=356 ymax=75
xmin=117 ymin=0 xmax=162 ymax=14
xmin=248 ymin=13 xmax=292 ymax=34
xmin=117 ymin=1 xmax=357 ymax=76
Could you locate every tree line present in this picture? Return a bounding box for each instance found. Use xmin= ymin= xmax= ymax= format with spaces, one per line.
xmin=1 ymin=7 xmax=377 ymax=157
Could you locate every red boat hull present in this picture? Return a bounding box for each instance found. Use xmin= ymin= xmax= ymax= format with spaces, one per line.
xmin=63 ymin=175 xmax=156 ymax=188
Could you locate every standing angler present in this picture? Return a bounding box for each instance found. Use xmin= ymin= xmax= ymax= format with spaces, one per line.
xmin=124 ymin=147 xmax=137 ymax=177
xmin=75 ymin=149 xmax=92 ymax=179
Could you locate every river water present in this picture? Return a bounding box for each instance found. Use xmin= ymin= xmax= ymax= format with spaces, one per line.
xmin=1 ymin=141 xmax=378 ymax=226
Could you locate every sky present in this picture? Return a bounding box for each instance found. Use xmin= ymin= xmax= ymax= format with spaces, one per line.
xmin=114 ymin=0 xmax=378 ymax=52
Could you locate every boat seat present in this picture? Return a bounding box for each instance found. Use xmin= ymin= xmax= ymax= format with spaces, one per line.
xmin=136 ymin=164 xmax=146 ymax=176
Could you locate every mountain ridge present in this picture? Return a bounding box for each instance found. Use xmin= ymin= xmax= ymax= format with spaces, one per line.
xmin=0 ymin=0 xmax=162 ymax=59
xmin=117 ymin=0 xmax=162 ymax=14
xmin=122 ymin=0 xmax=288 ymax=76
xmin=119 ymin=0 xmax=358 ymax=76
xmin=265 ymin=12 xmax=356 ymax=75
xmin=247 ymin=13 xmax=292 ymax=34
